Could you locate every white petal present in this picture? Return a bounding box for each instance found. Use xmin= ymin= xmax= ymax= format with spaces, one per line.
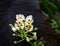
xmin=25 ymin=20 xmax=33 ymax=25
xmin=16 ymin=15 xmax=19 ymax=20
xmin=16 ymin=27 xmax=19 ymax=30
xmin=14 ymin=23 xmax=17 ymax=27
xmin=16 ymin=20 xmax=22 ymax=23
xmin=27 ymin=15 xmax=32 ymax=19
xmin=29 ymin=25 xmax=33 ymax=31
xmin=25 ymin=22 xmax=28 ymax=25
xmin=16 ymin=15 xmax=18 ymax=18
xmin=14 ymin=23 xmax=19 ymax=30
xmin=21 ymin=22 xmax=24 ymax=29
xmin=12 ymin=27 xmax=16 ymax=32
xmin=26 ymin=15 xmax=33 ymax=20
xmin=26 ymin=15 xmax=33 ymax=25
xmin=19 ymin=14 xmax=25 ymax=20
xmin=16 ymin=14 xmax=25 ymax=21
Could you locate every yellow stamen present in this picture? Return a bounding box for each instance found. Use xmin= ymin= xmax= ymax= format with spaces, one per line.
xmin=26 ymin=25 xmax=31 ymax=30
xmin=27 ymin=20 xmax=32 ymax=24
xmin=17 ymin=22 xmax=22 ymax=27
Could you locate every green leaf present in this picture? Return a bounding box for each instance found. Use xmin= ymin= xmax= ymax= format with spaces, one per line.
xmin=54 ymin=0 xmax=60 ymax=12
xmin=44 ymin=0 xmax=58 ymax=11
xmin=42 ymin=11 xmax=49 ymax=18
xmin=45 ymin=3 xmax=60 ymax=26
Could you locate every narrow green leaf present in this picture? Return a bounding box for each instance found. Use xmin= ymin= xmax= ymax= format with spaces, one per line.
xmin=44 ymin=0 xmax=58 ymax=11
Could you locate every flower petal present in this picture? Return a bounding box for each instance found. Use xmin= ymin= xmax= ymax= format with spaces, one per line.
xmin=14 ymin=23 xmax=19 ymax=30
xmin=16 ymin=14 xmax=25 ymax=21
xmin=26 ymin=15 xmax=33 ymax=25
xmin=25 ymin=25 xmax=33 ymax=32
xmin=16 ymin=21 xmax=24 ymax=29
xmin=12 ymin=27 xmax=16 ymax=32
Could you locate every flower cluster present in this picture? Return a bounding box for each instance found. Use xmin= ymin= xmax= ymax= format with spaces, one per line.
xmin=9 ymin=14 xmax=38 ymax=43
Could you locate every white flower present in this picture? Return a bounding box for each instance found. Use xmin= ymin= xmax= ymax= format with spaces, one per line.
xmin=16 ymin=14 xmax=25 ymax=21
xmin=26 ymin=15 xmax=33 ymax=25
xmin=16 ymin=21 xmax=24 ymax=29
xmin=26 ymin=37 xmax=30 ymax=42
xmin=12 ymin=23 xmax=19 ymax=32
xmin=15 ymin=23 xmax=20 ymax=30
xmin=25 ymin=25 xmax=33 ymax=32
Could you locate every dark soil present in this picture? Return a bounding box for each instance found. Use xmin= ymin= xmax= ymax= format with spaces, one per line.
xmin=39 ymin=19 xmax=60 ymax=46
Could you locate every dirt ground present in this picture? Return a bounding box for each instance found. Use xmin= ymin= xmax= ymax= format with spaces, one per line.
xmin=39 ymin=19 xmax=60 ymax=46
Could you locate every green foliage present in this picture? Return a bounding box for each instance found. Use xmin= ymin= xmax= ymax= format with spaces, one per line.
xmin=28 ymin=41 xmax=44 ymax=46
xmin=40 ymin=0 xmax=60 ymax=34
xmin=54 ymin=0 xmax=60 ymax=12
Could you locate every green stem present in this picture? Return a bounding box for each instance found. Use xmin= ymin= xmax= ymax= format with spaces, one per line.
xmin=34 ymin=42 xmax=36 ymax=46
xmin=17 ymin=39 xmax=24 ymax=43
